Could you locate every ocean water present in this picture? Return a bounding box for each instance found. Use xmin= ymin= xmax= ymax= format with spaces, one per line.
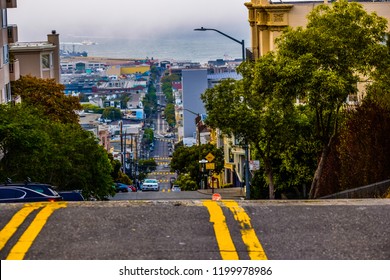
xmin=62 ymin=34 xmax=250 ymax=64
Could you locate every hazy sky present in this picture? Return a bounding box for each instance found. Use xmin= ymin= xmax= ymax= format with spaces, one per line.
xmin=9 ymin=0 xmax=250 ymax=42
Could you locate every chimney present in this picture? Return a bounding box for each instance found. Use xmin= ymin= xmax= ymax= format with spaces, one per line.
xmin=47 ymin=30 xmax=60 ymax=83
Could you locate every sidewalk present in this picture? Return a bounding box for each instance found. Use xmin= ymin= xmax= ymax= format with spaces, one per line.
xmin=197 ymin=187 xmax=245 ymax=199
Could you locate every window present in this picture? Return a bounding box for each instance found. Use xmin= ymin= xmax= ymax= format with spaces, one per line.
xmin=2 ymin=9 xmax=7 ymax=28
xmin=0 ymin=188 xmax=24 ymax=199
xmin=3 ymin=44 xmax=9 ymax=64
xmin=41 ymin=53 xmax=51 ymax=69
xmin=5 ymin=83 xmax=11 ymax=103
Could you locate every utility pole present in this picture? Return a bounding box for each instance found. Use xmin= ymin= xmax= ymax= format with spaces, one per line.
xmin=123 ymin=129 xmax=127 ymax=174
xmin=120 ymin=121 xmax=124 ymax=172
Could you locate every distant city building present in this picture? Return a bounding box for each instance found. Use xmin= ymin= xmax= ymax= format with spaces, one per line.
xmin=181 ymin=69 xmax=208 ymax=139
xmin=207 ymin=72 xmax=242 ymax=88
xmin=207 ymin=58 xmax=242 ymax=74
xmin=0 ymin=0 xmax=18 ymax=104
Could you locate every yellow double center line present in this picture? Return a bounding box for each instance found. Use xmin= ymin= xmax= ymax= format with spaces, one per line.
xmin=203 ymin=200 xmax=267 ymax=260
xmin=2 ymin=201 xmax=263 ymax=260
xmin=0 ymin=202 xmax=67 ymax=260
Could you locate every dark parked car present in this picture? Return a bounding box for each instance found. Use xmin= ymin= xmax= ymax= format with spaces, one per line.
xmin=114 ymin=183 xmax=136 ymax=193
xmin=0 ymin=183 xmax=63 ymax=203
xmin=58 ymin=191 xmax=85 ymax=201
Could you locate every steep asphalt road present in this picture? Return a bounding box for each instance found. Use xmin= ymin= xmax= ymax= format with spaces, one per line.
xmin=0 ymin=199 xmax=389 ymax=260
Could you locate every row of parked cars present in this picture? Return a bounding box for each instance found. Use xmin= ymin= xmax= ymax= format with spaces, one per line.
xmin=0 ymin=182 xmax=84 ymax=203
xmin=114 ymin=182 xmax=137 ymax=193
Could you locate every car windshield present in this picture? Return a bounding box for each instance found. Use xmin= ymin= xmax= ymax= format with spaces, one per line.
xmin=144 ymin=179 xmax=158 ymax=183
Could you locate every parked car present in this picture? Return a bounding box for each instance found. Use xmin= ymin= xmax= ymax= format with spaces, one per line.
xmin=171 ymin=185 xmax=181 ymax=192
xmin=58 ymin=190 xmax=85 ymax=201
xmin=169 ymin=177 xmax=176 ymax=188
xmin=114 ymin=183 xmax=136 ymax=193
xmin=141 ymin=179 xmax=159 ymax=191
xmin=10 ymin=182 xmax=59 ymax=195
xmin=0 ymin=183 xmax=63 ymax=203
xmin=115 ymin=183 xmax=129 ymax=193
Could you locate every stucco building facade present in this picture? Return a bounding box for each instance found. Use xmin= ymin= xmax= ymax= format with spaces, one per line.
xmin=10 ymin=30 xmax=61 ymax=83
xmin=0 ymin=0 xmax=18 ymax=104
xmin=245 ymin=0 xmax=390 ymax=59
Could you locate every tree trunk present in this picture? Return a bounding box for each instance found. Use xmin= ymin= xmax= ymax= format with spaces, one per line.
xmin=309 ymin=139 xmax=333 ymax=199
xmin=264 ymin=160 xmax=275 ymax=199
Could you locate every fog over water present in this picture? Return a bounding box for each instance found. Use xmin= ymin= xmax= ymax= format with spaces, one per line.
xmin=9 ymin=0 xmax=251 ymax=62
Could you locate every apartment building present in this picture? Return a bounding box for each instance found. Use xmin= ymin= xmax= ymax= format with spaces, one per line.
xmin=245 ymin=0 xmax=390 ymax=59
xmin=1 ymin=0 xmax=62 ymax=104
xmin=9 ymin=30 xmax=60 ymax=83
xmin=0 ymin=0 xmax=18 ymax=104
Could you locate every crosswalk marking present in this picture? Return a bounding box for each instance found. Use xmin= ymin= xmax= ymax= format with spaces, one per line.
xmin=152 ymin=157 xmax=171 ymax=160
xmin=150 ymin=172 xmax=176 ymax=175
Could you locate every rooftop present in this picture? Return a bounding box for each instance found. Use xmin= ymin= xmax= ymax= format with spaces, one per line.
xmin=10 ymin=41 xmax=55 ymax=52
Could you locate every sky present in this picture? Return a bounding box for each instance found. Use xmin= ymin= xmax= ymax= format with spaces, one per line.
xmin=8 ymin=0 xmax=251 ymax=42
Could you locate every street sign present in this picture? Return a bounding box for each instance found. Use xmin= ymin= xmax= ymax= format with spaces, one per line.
xmin=206 ymin=163 xmax=215 ymax=170
xmin=205 ymin=153 xmax=215 ymax=162
xmin=249 ymin=160 xmax=260 ymax=171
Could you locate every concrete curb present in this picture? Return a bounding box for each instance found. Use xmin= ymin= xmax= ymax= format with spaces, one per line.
xmin=197 ymin=187 xmax=245 ymax=199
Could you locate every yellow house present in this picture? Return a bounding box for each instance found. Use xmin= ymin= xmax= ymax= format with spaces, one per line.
xmin=121 ymin=65 xmax=150 ymax=75
xmin=106 ymin=65 xmax=150 ymax=76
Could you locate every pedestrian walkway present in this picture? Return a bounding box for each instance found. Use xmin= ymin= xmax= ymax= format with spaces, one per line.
xmin=197 ymin=187 xmax=245 ymax=199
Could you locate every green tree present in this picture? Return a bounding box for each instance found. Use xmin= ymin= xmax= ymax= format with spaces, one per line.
xmin=0 ymin=104 xmax=115 ymax=200
xmin=150 ymin=65 xmax=159 ymax=80
xmin=170 ymin=144 xmax=224 ymax=187
xmin=11 ymin=75 xmax=82 ymax=124
xmin=81 ymin=104 xmax=104 ymax=114
xmin=161 ymin=73 xmax=180 ymax=105
xmin=202 ymin=54 xmax=299 ymax=199
xmin=274 ymin=106 xmax=319 ymax=198
xmin=162 ymin=82 xmax=174 ymax=103
xmin=275 ymin=0 xmax=388 ymax=197
xmin=101 ymin=107 xmax=121 ymax=120
xmin=137 ymin=159 xmax=157 ymax=175
xmin=161 ymin=74 xmax=180 ymax=83
xmin=108 ymin=153 xmax=132 ymax=185
xmin=175 ymin=173 xmax=197 ymax=191
xmin=164 ymin=103 xmax=176 ymax=127
xmin=143 ymin=83 xmax=157 ymax=118
xmin=143 ymin=128 xmax=154 ymax=144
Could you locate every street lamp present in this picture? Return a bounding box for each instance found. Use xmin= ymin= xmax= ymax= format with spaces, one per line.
xmin=194 ymin=27 xmax=245 ymax=62
xmin=199 ymin=159 xmax=208 ymax=189
xmin=194 ymin=26 xmax=251 ymax=199
xmin=183 ymin=108 xmax=202 ymax=145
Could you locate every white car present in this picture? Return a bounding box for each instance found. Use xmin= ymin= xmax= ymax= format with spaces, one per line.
xmin=142 ymin=179 xmax=159 ymax=191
